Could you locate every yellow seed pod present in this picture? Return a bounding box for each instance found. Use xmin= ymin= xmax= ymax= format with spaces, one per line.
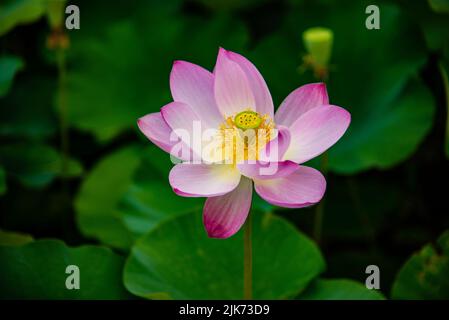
xmin=302 ymin=27 xmax=334 ymax=69
xmin=234 ymin=111 xmax=262 ymax=130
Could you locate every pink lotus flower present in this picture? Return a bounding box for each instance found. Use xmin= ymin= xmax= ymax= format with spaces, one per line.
xmin=138 ymin=48 xmax=350 ymax=239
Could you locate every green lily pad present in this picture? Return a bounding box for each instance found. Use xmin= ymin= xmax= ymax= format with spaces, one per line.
xmin=407 ymin=1 xmax=449 ymax=158
xmin=136 ymin=144 xmax=175 ymax=179
xmin=391 ymin=230 xmax=449 ymax=299
xmin=0 ymin=143 xmax=82 ymax=188
xmin=250 ymin=1 xmax=434 ymax=174
xmin=124 ymin=211 xmax=325 ymax=299
xmin=329 ymin=80 xmax=434 ymax=173
xmin=66 ymin=1 xmax=248 ymax=142
xmin=76 ymin=145 xmax=203 ymax=249
xmin=428 ymin=0 xmax=449 ymax=13
xmin=0 ymin=239 xmax=130 ymax=299
xmin=0 ymin=229 xmax=33 ymax=246
xmin=405 ymin=0 xmax=449 ymax=53
xmin=0 ymin=0 xmax=46 ymax=36
xmin=298 ymin=278 xmax=385 ymax=300
xmin=119 ymin=180 xmax=202 ymax=238
xmin=119 ymin=145 xmax=202 ymax=238
xmin=75 ymin=146 xmax=141 ymax=250
xmin=0 ymin=55 xmax=24 ymax=97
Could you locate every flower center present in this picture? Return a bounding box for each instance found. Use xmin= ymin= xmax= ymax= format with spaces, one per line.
xmin=212 ymin=109 xmax=275 ymax=165
xmin=234 ymin=111 xmax=262 ymax=130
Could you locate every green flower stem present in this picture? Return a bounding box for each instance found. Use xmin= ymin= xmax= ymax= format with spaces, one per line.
xmin=243 ymin=210 xmax=253 ymax=300
xmin=313 ymin=69 xmax=330 ymax=244
xmin=313 ymin=151 xmax=328 ymax=243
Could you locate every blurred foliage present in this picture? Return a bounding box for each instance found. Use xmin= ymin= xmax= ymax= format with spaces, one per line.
xmin=0 ymin=55 xmax=23 ymax=97
xmin=66 ymin=0 xmax=248 ymax=142
xmin=249 ymin=0 xmax=435 ymax=174
xmin=75 ymin=146 xmax=141 ymax=249
xmin=194 ymin=0 xmax=270 ymax=12
xmin=428 ymin=0 xmax=449 ymax=13
xmin=392 ymin=230 xmax=449 ymax=299
xmin=0 ymin=0 xmax=448 ymax=300
xmin=298 ymin=279 xmax=384 ymax=300
xmin=0 ymin=0 xmax=69 ymax=36
xmin=403 ymin=0 xmax=449 ymax=157
xmin=0 ymin=166 xmax=5 ymax=195
xmin=0 ymin=239 xmax=130 ymax=299
xmin=75 ymin=145 xmax=202 ymax=249
xmin=45 ymin=0 xmax=66 ymax=28
xmin=0 ymin=0 xmax=47 ymax=36
xmin=0 ymin=229 xmax=33 ymax=246
xmin=320 ymin=175 xmax=400 ymax=242
xmin=440 ymin=61 xmax=449 ymax=157
xmin=0 ymin=75 xmax=57 ymax=139
xmin=0 ymin=142 xmax=82 ymax=188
